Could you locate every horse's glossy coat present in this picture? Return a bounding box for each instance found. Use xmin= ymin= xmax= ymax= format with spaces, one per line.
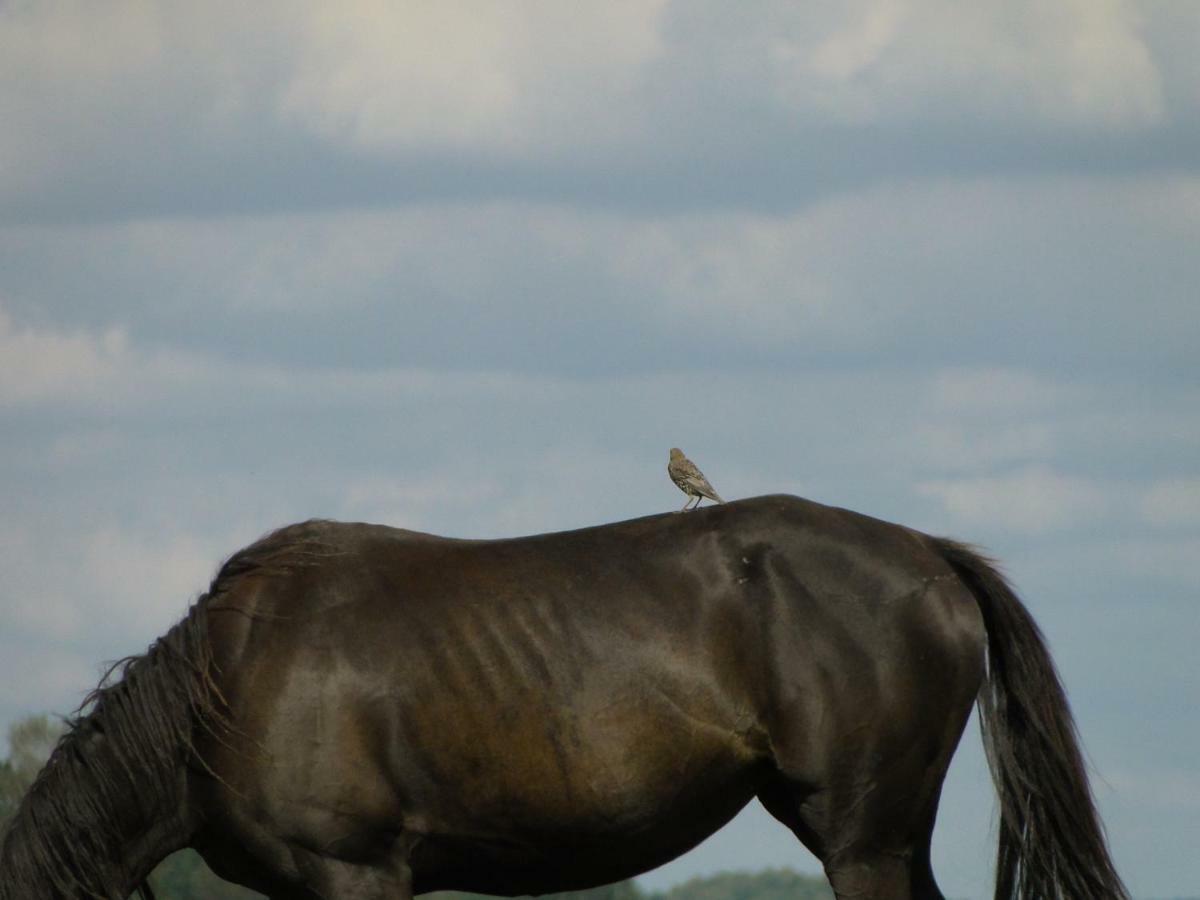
xmin=0 ymin=496 xmax=1129 ymax=899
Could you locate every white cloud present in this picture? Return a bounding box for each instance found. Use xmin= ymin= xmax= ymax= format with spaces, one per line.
xmin=0 ymin=642 xmax=94 ymax=723
xmin=0 ymin=301 xmax=237 ymax=411
xmin=4 ymin=170 xmax=1198 ymax=386
xmin=927 ymin=367 xmax=1084 ymax=417
xmin=0 ymin=0 xmax=1184 ymax=215
xmin=0 ymin=516 xmax=217 ymax=645
xmin=916 ymin=465 xmax=1111 ymax=533
xmin=0 ymin=305 xmax=130 ymax=406
xmin=0 ymin=0 xmax=166 ymax=185
xmin=1059 ymin=0 xmax=1168 ymax=124
xmin=1139 ymin=477 xmax=1200 ymax=527
xmin=341 ymin=474 xmax=505 ymax=532
xmin=280 ymin=2 xmax=522 ymax=152
xmin=81 ymin=528 xmax=215 ymax=626
xmin=903 ymin=421 xmax=1057 ymax=472
xmin=765 ymin=0 xmax=1164 ymax=127
xmin=0 ymin=299 xmax=540 ymax=414
xmin=611 ymin=212 xmax=858 ymax=349
xmin=0 ymin=522 xmax=81 ymax=642
xmin=47 ymin=428 xmax=126 ymax=468
xmin=279 ymin=0 xmax=667 ymax=154
xmin=339 ymin=443 xmax=652 ymax=539
xmin=808 ymin=0 xmax=904 ymax=83
xmin=1141 ymin=2 xmax=1200 ymax=116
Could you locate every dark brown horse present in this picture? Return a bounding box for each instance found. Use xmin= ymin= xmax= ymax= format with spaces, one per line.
xmin=1 ymin=495 xmax=1128 ymax=899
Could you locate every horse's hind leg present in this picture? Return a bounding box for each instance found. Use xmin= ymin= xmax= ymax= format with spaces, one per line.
xmin=756 ymin=778 xmax=945 ymax=900
xmin=823 ymin=850 xmax=942 ymax=900
xmin=271 ymin=847 xmax=413 ymax=900
xmin=315 ymin=860 xmax=412 ymax=900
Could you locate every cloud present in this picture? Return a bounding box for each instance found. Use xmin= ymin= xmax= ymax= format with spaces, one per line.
xmin=1138 ymin=477 xmax=1200 ymax=527
xmin=6 ymin=306 xmax=1179 ymax=546
xmin=0 ymin=0 xmax=165 ymax=190
xmin=341 ymin=474 xmax=506 ymax=532
xmin=808 ymin=0 xmax=904 ymax=85
xmin=0 ymin=521 xmax=81 ymax=642
xmin=0 ymin=305 xmax=131 ymax=406
xmin=0 ymin=641 xmax=94 ymax=724
xmin=1142 ymin=2 xmax=1200 ymax=116
xmin=0 ymin=300 xmax=237 ymax=412
xmin=926 ymin=367 xmax=1087 ymax=417
xmin=0 ymin=516 xmax=216 ymax=645
xmin=338 ymin=443 xmax=651 ymax=538
xmin=901 ymin=421 xmax=1057 ymax=472
xmin=5 ymin=172 xmax=1198 ymax=377
xmin=759 ymin=0 xmax=1164 ymax=127
xmin=46 ymin=428 xmax=126 ymax=468
xmin=81 ymin=528 xmax=216 ymax=626
xmin=0 ymin=1 xmax=1194 ymax=222
xmin=916 ymin=465 xmax=1111 ymax=533
xmin=0 ymin=298 xmax=553 ymax=415
xmin=280 ymin=0 xmax=668 ymax=155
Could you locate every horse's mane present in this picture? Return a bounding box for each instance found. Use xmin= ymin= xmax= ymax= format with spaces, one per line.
xmin=0 ymin=605 xmax=227 ymax=899
xmin=0 ymin=520 xmax=340 ymax=900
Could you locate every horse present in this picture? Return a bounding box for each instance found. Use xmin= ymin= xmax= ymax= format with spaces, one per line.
xmin=0 ymin=494 xmax=1129 ymax=900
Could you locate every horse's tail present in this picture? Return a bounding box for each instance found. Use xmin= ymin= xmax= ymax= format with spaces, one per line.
xmin=932 ymin=537 xmax=1129 ymax=900
xmin=0 ymin=599 xmax=231 ymax=900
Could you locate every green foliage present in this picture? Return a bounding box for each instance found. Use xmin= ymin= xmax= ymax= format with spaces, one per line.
xmin=0 ymin=714 xmax=64 ymax=825
xmin=0 ymin=758 xmax=18 ymax=826
xmin=429 ymin=881 xmax=644 ymax=900
xmin=428 ymin=871 xmax=832 ymax=900
xmin=655 ymin=868 xmax=833 ymax=900
xmin=139 ymin=859 xmax=829 ymax=900
xmin=147 ymin=849 xmax=262 ymax=899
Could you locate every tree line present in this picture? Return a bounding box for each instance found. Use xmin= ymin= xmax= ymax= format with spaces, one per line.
xmin=2 ymin=714 xmax=835 ymax=899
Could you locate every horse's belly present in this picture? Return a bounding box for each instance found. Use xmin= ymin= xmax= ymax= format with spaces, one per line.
xmin=400 ymin=690 xmax=766 ymax=894
xmin=409 ymin=748 xmax=762 ymax=896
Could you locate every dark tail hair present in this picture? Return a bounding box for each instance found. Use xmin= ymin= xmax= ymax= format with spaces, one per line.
xmin=933 ymin=537 xmax=1129 ymax=900
xmin=0 ymin=601 xmax=231 ymax=900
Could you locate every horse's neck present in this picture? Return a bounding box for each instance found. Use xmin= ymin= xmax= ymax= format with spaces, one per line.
xmin=119 ymin=802 xmax=194 ymax=890
xmin=0 ymin=728 xmax=192 ymax=899
xmin=83 ymin=731 xmax=195 ymax=894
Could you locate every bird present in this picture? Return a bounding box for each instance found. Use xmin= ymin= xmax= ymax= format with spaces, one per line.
xmin=668 ymin=448 xmax=724 ymax=511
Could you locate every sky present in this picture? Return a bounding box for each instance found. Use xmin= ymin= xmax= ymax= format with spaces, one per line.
xmin=0 ymin=1 xmax=1197 ymax=896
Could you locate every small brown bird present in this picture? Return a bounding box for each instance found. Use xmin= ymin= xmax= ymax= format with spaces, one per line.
xmin=668 ymin=448 xmax=724 ymax=511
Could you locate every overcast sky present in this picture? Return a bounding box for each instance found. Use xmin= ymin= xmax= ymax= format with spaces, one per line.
xmin=1 ymin=2 xmax=1197 ymax=897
